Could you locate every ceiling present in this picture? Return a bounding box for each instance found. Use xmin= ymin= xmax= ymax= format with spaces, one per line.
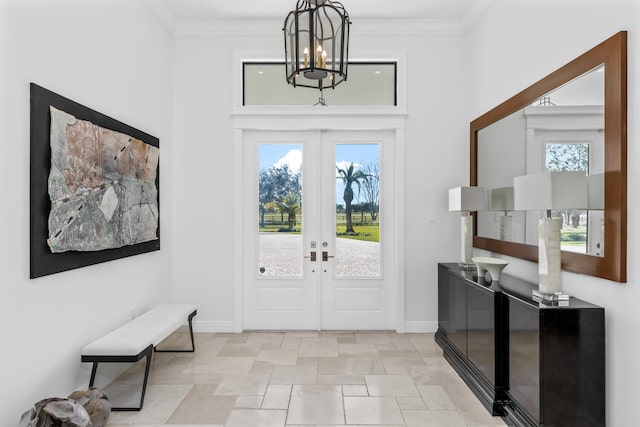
xmin=158 ymin=0 xmax=494 ymax=23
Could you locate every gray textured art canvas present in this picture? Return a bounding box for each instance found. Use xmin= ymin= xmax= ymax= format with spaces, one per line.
xmin=47 ymin=107 xmax=159 ymax=253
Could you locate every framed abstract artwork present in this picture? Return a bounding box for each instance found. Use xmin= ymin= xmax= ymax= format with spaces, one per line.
xmin=30 ymin=84 xmax=160 ymax=278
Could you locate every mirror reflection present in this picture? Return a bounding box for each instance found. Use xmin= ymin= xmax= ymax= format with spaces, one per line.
xmin=477 ymin=65 xmax=605 ymax=257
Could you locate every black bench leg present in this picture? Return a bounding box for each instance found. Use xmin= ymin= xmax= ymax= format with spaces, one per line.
xmin=84 ymin=344 xmax=154 ymax=411
xmin=111 ymin=344 xmax=154 ymax=411
xmin=154 ymin=310 xmax=197 ymax=353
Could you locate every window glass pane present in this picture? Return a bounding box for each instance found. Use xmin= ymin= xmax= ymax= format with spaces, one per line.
xmin=335 ymin=143 xmax=381 ymax=277
xmin=544 ymin=143 xmax=589 ymax=254
xmin=244 ymin=62 xmax=396 ymax=106
xmin=258 ymin=144 xmax=303 ymax=277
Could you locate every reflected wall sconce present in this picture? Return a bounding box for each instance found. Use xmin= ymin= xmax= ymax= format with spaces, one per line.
xmin=449 ymin=186 xmax=486 ymax=270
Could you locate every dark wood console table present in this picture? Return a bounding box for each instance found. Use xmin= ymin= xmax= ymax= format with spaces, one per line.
xmin=435 ymin=263 xmax=605 ymax=427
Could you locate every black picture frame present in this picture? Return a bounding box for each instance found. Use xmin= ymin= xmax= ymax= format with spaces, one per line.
xmin=30 ymin=83 xmax=160 ymax=279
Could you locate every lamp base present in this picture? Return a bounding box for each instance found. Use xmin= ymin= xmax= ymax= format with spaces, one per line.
xmin=532 ymin=289 xmax=570 ymax=301
xmin=457 ymin=262 xmax=477 ymax=271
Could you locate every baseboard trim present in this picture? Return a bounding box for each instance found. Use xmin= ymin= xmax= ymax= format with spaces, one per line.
xmin=194 ymin=320 xmax=436 ymax=334
xmin=193 ymin=320 xmax=235 ymax=333
xmin=404 ymin=321 xmax=438 ymax=333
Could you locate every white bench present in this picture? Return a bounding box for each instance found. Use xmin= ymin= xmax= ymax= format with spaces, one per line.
xmin=81 ymin=304 xmax=197 ymax=411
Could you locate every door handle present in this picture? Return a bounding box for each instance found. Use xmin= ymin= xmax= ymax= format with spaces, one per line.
xmin=304 ymin=251 xmax=317 ymax=262
xmin=322 ymin=251 xmax=334 ymax=262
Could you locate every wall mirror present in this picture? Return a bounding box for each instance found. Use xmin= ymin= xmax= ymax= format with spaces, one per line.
xmin=471 ymin=31 xmax=627 ymax=282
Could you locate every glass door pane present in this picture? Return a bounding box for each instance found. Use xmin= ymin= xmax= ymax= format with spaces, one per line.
xmin=335 ymin=143 xmax=381 ymax=277
xmin=258 ymin=144 xmax=303 ymax=277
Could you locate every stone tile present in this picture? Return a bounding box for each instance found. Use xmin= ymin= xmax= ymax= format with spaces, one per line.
xmin=318 ymin=357 xmax=385 ymax=375
xmin=287 ymin=385 xmax=345 ymax=425
xmin=380 ymin=355 xmax=427 ymax=368
xmin=342 ymin=384 xmax=369 ymax=396
xmin=217 ymin=343 xmax=262 ymax=357
xmin=299 ymin=337 xmax=339 ymax=357
xmin=246 ymin=332 xmax=285 ymax=346
xmin=378 ymin=349 xmax=422 ymax=358
xmin=224 ymin=409 xmax=287 ymax=427
xmin=249 ymin=361 xmax=275 ymax=375
xmin=235 ymin=395 xmax=263 ymax=409
xmin=320 ymin=331 xmax=355 ymax=339
xmin=184 ymin=357 xmax=254 ymax=375
xmin=376 ymin=343 xmax=398 ymax=351
xmin=105 ymin=332 xmax=507 ymax=427
xmin=443 ymin=382 xmax=508 ymax=426
xmin=155 ymin=331 xmax=193 ymax=351
xmin=318 ymin=374 xmax=365 ymax=385
xmin=270 ymin=365 xmax=317 ymax=385
xmin=286 ymin=331 xmax=320 ymax=338
xmin=108 ymin=384 xmax=192 ymax=424
xmin=384 ymin=366 xmax=410 ymax=375
xmin=418 ymin=384 xmax=454 ymax=409
xmin=297 ymin=356 xmax=320 ymax=366
xmin=190 ymin=336 xmax=228 ymax=358
xmin=337 ymin=343 xmax=379 ymax=358
xmin=390 ymin=334 xmax=419 ymax=350
xmin=261 ymin=384 xmax=292 ymax=409
xmin=396 ymin=396 xmax=427 ymax=410
xmin=344 ymin=396 xmax=404 ymax=425
xmin=408 ymin=364 xmax=463 ymax=385
xmin=365 ymin=374 xmax=420 ymax=397
xmin=166 ymin=385 xmax=235 ymax=424
xmin=281 ymin=337 xmax=302 ymax=350
xmin=213 ymin=374 xmax=271 ymax=396
xmin=402 ymin=409 xmax=467 ymax=427
xmin=256 ymin=349 xmax=298 ymax=365
xmin=354 ymin=332 xmax=394 ymax=344
xmin=222 ymin=333 xmax=251 ymax=343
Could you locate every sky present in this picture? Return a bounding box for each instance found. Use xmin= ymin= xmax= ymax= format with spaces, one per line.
xmin=259 ymin=143 xmax=379 ymax=205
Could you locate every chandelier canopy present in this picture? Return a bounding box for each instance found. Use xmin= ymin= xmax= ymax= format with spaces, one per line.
xmin=283 ymin=0 xmax=351 ymax=91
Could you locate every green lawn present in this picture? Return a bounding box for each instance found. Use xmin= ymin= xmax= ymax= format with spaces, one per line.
xmin=336 ymin=225 xmax=379 ymax=242
xmin=259 ymin=222 xmax=380 ymax=242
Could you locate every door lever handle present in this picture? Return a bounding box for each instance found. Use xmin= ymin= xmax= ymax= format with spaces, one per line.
xmin=304 ymin=251 xmax=317 ymax=262
xmin=322 ymin=251 xmax=334 ymax=262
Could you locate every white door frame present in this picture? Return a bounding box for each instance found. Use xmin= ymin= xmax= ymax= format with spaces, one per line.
xmin=232 ymin=112 xmax=406 ymax=332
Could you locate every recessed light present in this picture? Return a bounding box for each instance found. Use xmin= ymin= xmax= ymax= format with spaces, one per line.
xmin=374 ymin=70 xmax=381 ymax=75
xmin=258 ymin=70 xmax=264 ymax=75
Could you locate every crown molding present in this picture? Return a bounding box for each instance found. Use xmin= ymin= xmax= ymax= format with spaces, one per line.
xmin=151 ymin=17 xmax=467 ymax=37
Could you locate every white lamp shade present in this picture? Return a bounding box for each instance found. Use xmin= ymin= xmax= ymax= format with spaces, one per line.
xmin=587 ymin=173 xmax=604 ymax=210
xmin=513 ymin=171 xmax=587 ymax=211
xmin=449 ymin=186 xmax=486 ymax=212
xmin=489 ymin=187 xmax=514 ymax=211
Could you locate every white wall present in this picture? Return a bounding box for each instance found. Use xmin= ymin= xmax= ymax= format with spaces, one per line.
xmin=170 ymin=25 xmax=467 ymax=332
xmin=467 ymin=1 xmax=639 ymax=426
xmin=0 ymin=0 xmax=173 ymax=423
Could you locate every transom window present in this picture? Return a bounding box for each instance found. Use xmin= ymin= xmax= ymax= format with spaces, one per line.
xmin=243 ymin=62 xmax=397 ymax=106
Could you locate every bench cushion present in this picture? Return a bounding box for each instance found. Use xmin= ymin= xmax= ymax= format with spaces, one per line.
xmin=82 ymin=304 xmax=196 ymax=357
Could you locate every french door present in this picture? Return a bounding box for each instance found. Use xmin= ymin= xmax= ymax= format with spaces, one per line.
xmin=243 ymin=130 xmax=396 ymax=330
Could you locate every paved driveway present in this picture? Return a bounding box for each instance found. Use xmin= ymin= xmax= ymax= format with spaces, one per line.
xmin=259 ymin=234 xmax=381 ymax=277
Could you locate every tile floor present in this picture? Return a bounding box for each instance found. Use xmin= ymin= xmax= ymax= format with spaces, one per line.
xmin=104 ymin=330 xmax=507 ymax=427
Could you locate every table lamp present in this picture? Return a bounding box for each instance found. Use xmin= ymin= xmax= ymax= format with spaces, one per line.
xmin=488 ymin=187 xmax=515 ymax=241
xmin=513 ymin=171 xmax=587 ymax=298
xmin=449 ymin=186 xmax=486 ymax=269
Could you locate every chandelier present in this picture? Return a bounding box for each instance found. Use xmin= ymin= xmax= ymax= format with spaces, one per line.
xmin=283 ymin=0 xmax=351 ymax=101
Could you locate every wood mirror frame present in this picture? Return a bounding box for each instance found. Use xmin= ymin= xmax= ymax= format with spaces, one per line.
xmin=470 ymin=31 xmax=627 ymax=282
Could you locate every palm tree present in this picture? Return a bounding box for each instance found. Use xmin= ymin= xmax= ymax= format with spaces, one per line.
xmin=336 ymin=163 xmax=368 ymax=233
xmin=276 ymin=193 xmax=301 ymax=230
